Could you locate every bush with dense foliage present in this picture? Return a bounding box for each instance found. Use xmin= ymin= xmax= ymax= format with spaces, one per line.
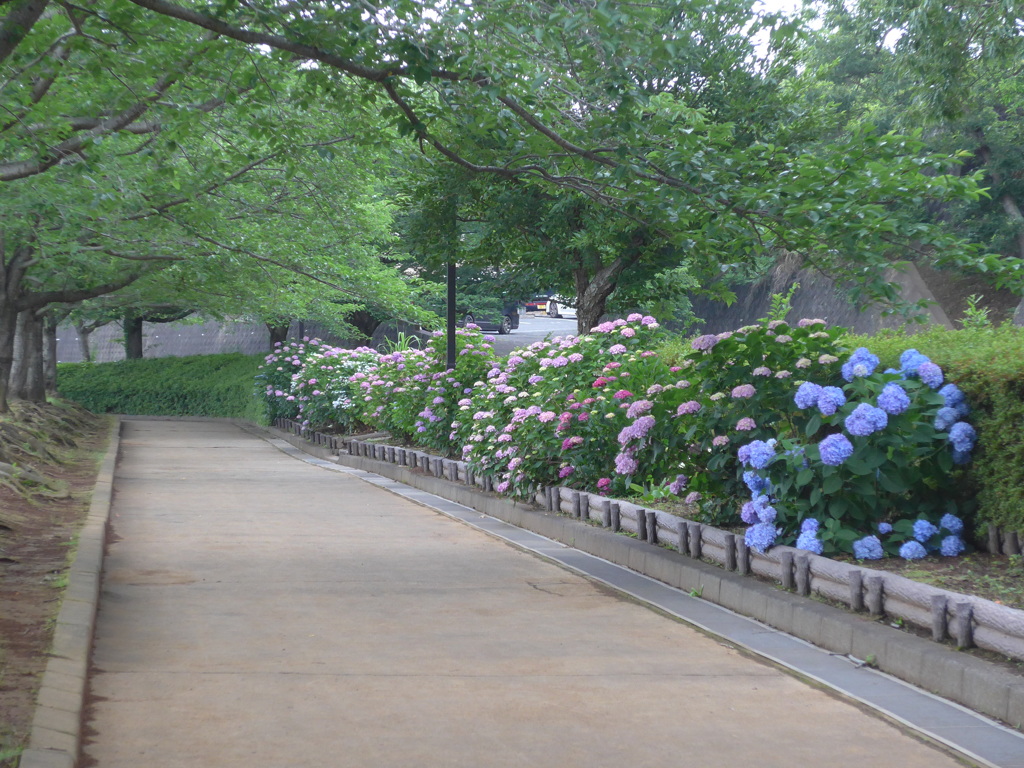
xmin=59 ymin=353 xmax=263 ymax=419
xmin=844 ymin=323 xmax=1024 ymax=535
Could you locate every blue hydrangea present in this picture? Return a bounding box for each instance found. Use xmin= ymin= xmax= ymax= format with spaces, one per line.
xmin=899 ymin=540 xmax=928 ymax=560
xmin=743 ymin=470 xmax=770 ymax=495
xmin=953 ymin=449 xmax=972 ymax=465
xmin=744 ymin=522 xmax=777 ymax=553
xmin=940 ymin=514 xmax=963 ymax=535
xmin=955 ymin=400 xmax=971 ymax=419
xmin=899 ymin=349 xmax=931 ymax=377
xmin=940 ymin=535 xmax=965 ymax=557
xmin=913 ymin=519 xmax=939 ymax=542
xmin=817 ymin=386 xmax=847 ymax=416
xmin=876 ymin=383 xmax=910 ymax=416
xmin=852 ymin=535 xmax=884 ymax=560
xmin=818 ymin=433 xmax=854 ymax=466
xmin=917 ymin=361 xmax=944 ymax=389
xmin=877 ymin=522 xmax=893 ymax=534
xmin=841 ymin=347 xmax=880 ymax=381
xmin=939 ymin=383 xmax=965 ymax=408
xmin=844 ymin=403 xmax=888 ymax=436
xmin=949 ymin=422 xmax=977 ymax=452
xmin=801 ymin=518 xmax=820 ymax=534
xmin=796 ymin=530 xmax=824 ymax=554
xmin=795 ymin=382 xmax=823 ymax=410
xmin=933 ymin=407 xmax=958 ymax=431
xmin=741 ymin=440 xmax=776 ymax=469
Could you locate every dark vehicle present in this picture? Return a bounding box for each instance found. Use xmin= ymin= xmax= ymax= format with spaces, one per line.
xmin=462 ymin=301 xmax=521 ymax=335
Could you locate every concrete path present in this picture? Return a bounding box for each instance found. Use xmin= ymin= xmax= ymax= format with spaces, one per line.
xmin=84 ymin=420 xmax=968 ymax=767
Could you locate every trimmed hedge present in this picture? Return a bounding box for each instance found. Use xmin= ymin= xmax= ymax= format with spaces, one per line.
xmin=845 ymin=324 xmax=1024 ymax=534
xmin=57 ymin=353 xmax=264 ymax=421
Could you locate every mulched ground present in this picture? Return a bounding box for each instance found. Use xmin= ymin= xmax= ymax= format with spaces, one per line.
xmin=0 ymin=410 xmax=109 ymax=767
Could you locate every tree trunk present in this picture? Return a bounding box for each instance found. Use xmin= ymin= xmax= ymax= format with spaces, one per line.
xmin=8 ymin=310 xmax=28 ymax=400
xmin=574 ymin=257 xmax=629 ymax=334
xmin=0 ymin=297 xmax=17 ymax=413
xmin=75 ymin=322 xmax=94 ymax=362
xmin=44 ymin=317 xmax=58 ymax=395
xmin=22 ymin=310 xmax=46 ymax=403
xmin=266 ymin=323 xmax=289 ymax=347
xmin=124 ymin=313 xmax=144 ymax=359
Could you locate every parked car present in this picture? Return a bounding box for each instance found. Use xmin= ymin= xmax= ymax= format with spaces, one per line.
xmin=461 ymin=300 xmax=521 ymax=335
xmin=525 ymin=294 xmax=577 ymax=318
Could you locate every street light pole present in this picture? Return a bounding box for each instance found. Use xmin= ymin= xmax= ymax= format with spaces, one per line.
xmin=446 ymin=259 xmax=456 ymax=370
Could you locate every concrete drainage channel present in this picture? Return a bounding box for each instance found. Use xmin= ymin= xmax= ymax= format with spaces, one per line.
xmin=255 ymin=423 xmax=1024 ymax=768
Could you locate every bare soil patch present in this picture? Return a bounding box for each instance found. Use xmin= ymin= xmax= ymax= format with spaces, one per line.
xmin=0 ymin=402 xmax=109 ymax=767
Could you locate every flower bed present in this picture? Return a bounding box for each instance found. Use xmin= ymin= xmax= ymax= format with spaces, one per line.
xmin=259 ymin=313 xmax=987 ymax=568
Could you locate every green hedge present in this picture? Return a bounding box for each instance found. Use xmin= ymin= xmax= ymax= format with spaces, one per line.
xmin=57 ymin=354 xmax=264 ymax=421
xmin=845 ymin=324 xmax=1024 ymax=535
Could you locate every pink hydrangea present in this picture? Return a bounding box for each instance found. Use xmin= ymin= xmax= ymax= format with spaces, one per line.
xmin=613 ymin=390 xmax=633 ymax=399
xmin=736 ymin=417 xmax=756 ymax=431
xmin=559 ymin=466 xmax=576 ymax=478
xmin=731 ymin=384 xmax=756 ymax=399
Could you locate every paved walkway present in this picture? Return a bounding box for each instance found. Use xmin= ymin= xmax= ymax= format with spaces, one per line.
xmin=84 ymin=420 xmax=969 ymax=767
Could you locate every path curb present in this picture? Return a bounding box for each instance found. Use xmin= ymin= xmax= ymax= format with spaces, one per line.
xmin=262 ymin=425 xmax=1024 ymax=733
xmin=19 ymin=418 xmax=121 ymax=768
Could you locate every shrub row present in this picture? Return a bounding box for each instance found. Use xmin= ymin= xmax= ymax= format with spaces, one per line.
xmin=258 ymin=315 xmax=1012 ymax=560
xmin=58 ymin=353 xmax=264 ymax=420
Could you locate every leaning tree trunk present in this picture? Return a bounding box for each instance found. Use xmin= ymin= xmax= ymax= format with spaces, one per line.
xmin=43 ymin=317 xmax=58 ymax=395
xmin=21 ymin=310 xmax=46 ymax=403
xmin=124 ymin=313 xmax=144 ymax=359
xmin=8 ymin=310 xmax=28 ymax=400
xmin=574 ymin=256 xmax=630 ymax=335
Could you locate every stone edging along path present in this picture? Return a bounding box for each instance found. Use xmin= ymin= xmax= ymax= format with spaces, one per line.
xmin=19 ymin=417 xmax=121 ymax=768
xmin=273 ymin=420 xmax=1024 ymax=733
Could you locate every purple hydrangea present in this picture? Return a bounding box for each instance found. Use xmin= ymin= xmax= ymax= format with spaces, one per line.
xmin=917 ymin=361 xmax=944 ymax=389
xmin=852 ymin=535 xmax=884 ymax=560
xmin=794 ymin=382 xmax=823 ymax=410
xmin=801 ymin=518 xmax=820 ymax=534
xmin=617 ymin=415 xmax=656 ymax=444
xmin=744 ymin=522 xmax=777 ymax=553
xmin=844 ymin=403 xmax=888 ymax=436
xmin=731 ymin=384 xmax=757 ymax=399
xmin=740 ymin=440 xmax=776 ymax=469
xmin=740 ymin=501 xmax=759 ymax=524
xmin=735 ymin=417 xmax=756 ymax=431
xmin=818 ymin=433 xmax=854 ymax=466
xmin=933 ymin=407 xmax=958 ymax=431
xmin=691 ymin=334 xmax=719 ymax=351
xmin=684 ymin=491 xmax=702 ymax=504
xmin=940 ymin=535 xmax=965 ymax=557
xmin=796 ymin=530 xmax=824 ymax=555
xmin=817 ymin=386 xmax=847 ymax=416
xmin=676 ymin=400 xmax=702 ymax=416
xmin=878 ymin=522 xmax=893 ymax=534
xmin=841 ymin=347 xmax=880 ymax=381
xmin=626 ymin=399 xmax=654 ymax=418
xmin=876 ymin=383 xmax=910 ymax=416
xmin=614 ymin=452 xmax=639 ymax=475
xmin=940 ymin=514 xmax=963 ymax=535
xmin=913 ymin=519 xmax=939 ymax=542
xmin=899 ymin=540 xmax=928 ymax=560
xmin=949 ymin=422 xmax=976 ymax=452
xmin=668 ymin=474 xmax=688 ymax=495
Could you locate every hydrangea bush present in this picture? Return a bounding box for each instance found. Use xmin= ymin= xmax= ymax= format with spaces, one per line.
xmin=666 ymin=319 xmax=844 ymax=521
xmin=255 ymin=339 xmax=317 ymax=423
xmin=357 ymin=325 xmax=496 ymax=452
xmin=290 ymin=346 xmax=380 ymax=431
xmin=738 ymin=346 xmax=975 ymax=557
xmin=451 ymin=315 xmax=684 ymax=498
